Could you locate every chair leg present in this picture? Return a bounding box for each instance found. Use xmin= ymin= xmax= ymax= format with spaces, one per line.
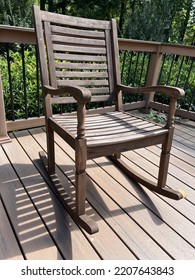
xmin=157 ymin=143 xmax=171 ymax=188
xmin=114 ymin=153 xmax=121 ymax=159
xmin=46 ymin=124 xmax=55 ymax=175
xmin=39 ymin=150 xmax=98 ymax=234
xmin=75 ymin=171 xmax=86 ymax=215
xmin=75 ymin=138 xmax=87 ymax=216
xmin=157 ymin=128 xmax=174 ymax=188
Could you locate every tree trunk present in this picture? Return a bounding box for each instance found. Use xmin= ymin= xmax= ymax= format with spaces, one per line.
xmin=178 ymin=0 xmax=193 ymax=43
xmin=40 ymin=0 xmax=46 ymax=11
xmin=118 ymin=0 xmax=127 ymax=36
xmin=48 ymin=0 xmax=54 ymax=12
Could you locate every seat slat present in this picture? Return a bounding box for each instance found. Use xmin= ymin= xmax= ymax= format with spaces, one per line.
xmin=52 ymin=112 xmax=165 ymax=142
xmin=67 ymin=123 xmax=156 ymax=138
xmin=54 ymin=115 xmax=139 ymax=127
xmin=61 ymin=119 xmax=146 ymax=131
xmin=87 ymin=129 xmax=167 ymax=146
xmin=54 ymin=118 xmax=140 ymax=130
xmin=54 ymin=112 xmax=137 ymax=123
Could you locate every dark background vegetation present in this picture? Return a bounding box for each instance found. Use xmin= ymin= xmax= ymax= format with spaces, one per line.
xmin=0 ymin=0 xmax=194 ymax=44
xmin=0 ymin=0 xmax=194 ymax=119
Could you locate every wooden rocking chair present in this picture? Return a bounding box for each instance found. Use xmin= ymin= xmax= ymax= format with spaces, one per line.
xmin=33 ymin=6 xmax=185 ymax=234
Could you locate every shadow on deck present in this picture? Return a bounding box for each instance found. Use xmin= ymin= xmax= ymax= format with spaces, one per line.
xmin=0 ymin=120 xmax=195 ymax=260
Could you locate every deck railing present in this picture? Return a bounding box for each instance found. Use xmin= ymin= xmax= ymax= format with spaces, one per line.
xmin=119 ymin=39 xmax=195 ymax=119
xmin=0 ymin=74 xmax=11 ymax=144
xmin=0 ymin=25 xmax=194 ymax=134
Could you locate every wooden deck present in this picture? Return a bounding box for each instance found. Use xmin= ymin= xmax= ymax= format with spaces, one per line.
xmin=0 ymin=119 xmax=195 ymax=260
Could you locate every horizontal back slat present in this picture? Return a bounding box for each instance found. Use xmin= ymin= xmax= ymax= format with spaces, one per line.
xmin=57 ymin=79 xmax=109 ymax=87
xmin=56 ymin=71 xmax=108 ymax=79
xmin=55 ymin=62 xmax=108 ymax=70
xmin=51 ymin=25 xmax=105 ymax=39
xmin=54 ymin=53 xmax=107 ymax=62
xmin=90 ymin=88 xmax=110 ymax=94
xmin=52 ymin=44 xmax=106 ymax=54
xmin=52 ymin=35 xmax=106 ymax=47
xmin=41 ymin=10 xmax=111 ymax=30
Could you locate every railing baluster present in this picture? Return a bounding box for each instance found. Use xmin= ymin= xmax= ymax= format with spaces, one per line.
xmin=126 ymin=51 xmax=134 ymax=86
xmin=138 ymin=52 xmax=146 ymax=87
xmin=184 ymin=59 xmax=193 ymax=90
xmin=175 ymin=56 xmax=185 ymax=87
xmin=21 ymin=44 xmax=28 ymax=119
xmin=132 ymin=52 xmax=140 ymax=86
xmin=166 ymin=54 xmax=175 ymax=85
xmin=35 ymin=45 xmax=41 ymax=117
xmin=0 ymin=73 xmax=11 ymax=144
xmin=157 ymin=53 xmax=166 ymax=84
xmin=6 ymin=43 xmax=15 ymax=121
xmin=121 ymin=50 xmax=127 ymax=81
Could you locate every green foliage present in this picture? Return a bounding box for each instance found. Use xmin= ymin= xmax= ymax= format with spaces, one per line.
xmin=144 ymin=111 xmax=167 ymax=124
xmin=0 ymin=0 xmax=37 ymax=27
xmin=1 ymin=0 xmax=194 ymax=43
xmin=0 ymin=48 xmax=43 ymax=120
xmin=120 ymin=50 xmax=195 ymax=111
xmin=123 ymin=0 xmax=195 ymax=43
xmin=120 ymin=50 xmax=149 ymax=104
xmin=0 ymin=0 xmax=194 ymax=121
xmin=158 ymin=55 xmax=195 ymax=110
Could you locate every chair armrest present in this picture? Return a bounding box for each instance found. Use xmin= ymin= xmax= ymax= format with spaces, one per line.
xmin=43 ymin=85 xmax=91 ymax=103
xmin=118 ymin=84 xmax=185 ymax=128
xmin=118 ymin=84 xmax=185 ymax=99
xmin=44 ymin=85 xmax=90 ymax=139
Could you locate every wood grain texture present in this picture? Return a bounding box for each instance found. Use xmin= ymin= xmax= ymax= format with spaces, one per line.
xmin=0 ymin=143 xmax=61 ymax=260
xmin=30 ymin=127 xmax=137 ymax=260
xmin=0 ymin=198 xmax=24 ymax=260
xmin=33 ymin=5 xmax=186 ymax=235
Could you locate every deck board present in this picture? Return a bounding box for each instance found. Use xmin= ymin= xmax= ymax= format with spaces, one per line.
xmin=0 ymin=198 xmax=24 ymax=260
xmin=0 ymin=120 xmax=195 ymax=260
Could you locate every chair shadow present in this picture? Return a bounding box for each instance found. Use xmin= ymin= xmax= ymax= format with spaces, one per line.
xmin=0 ymin=154 xmax=164 ymax=260
xmin=86 ymin=158 xmax=164 ymax=226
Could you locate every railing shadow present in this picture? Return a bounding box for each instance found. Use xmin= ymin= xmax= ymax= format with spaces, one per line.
xmin=0 ymin=161 xmax=72 ymax=260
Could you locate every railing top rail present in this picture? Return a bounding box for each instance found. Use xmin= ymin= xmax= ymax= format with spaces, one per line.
xmin=0 ymin=25 xmax=34 ymax=32
xmin=0 ymin=25 xmax=195 ymax=57
xmin=0 ymin=25 xmax=36 ymax=44
xmin=118 ymin=38 xmax=195 ymax=57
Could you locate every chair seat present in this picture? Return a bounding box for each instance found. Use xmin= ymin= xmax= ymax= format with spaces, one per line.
xmin=52 ymin=111 xmax=168 ymax=146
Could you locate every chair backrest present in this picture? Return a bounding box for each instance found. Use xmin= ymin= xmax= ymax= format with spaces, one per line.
xmin=33 ymin=6 xmax=121 ymax=107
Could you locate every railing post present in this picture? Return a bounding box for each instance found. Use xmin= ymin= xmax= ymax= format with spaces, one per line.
xmin=144 ymin=46 xmax=163 ymax=110
xmin=0 ymin=74 xmax=11 ymax=145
